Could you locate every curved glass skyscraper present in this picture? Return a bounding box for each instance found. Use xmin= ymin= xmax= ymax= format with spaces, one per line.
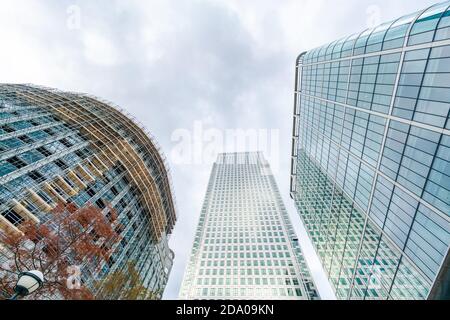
xmin=290 ymin=2 xmax=450 ymax=299
xmin=0 ymin=84 xmax=177 ymax=299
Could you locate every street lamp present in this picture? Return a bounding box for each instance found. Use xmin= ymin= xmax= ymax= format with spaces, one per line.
xmin=9 ymin=270 xmax=44 ymax=300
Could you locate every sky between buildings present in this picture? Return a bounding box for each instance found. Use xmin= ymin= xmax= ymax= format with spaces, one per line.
xmin=0 ymin=0 xmax=440 ymax=300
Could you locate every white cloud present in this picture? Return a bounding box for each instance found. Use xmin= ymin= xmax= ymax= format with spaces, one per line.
xmin=82 ymin=32 xmax=120 ymax=66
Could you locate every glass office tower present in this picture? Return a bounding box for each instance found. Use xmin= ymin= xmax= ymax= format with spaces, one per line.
xmin=180 ymin=152 xmax=319 ymax=300
xmin=290 ymin=2 xmax=450 ymax=300
xmin=0 ymin=84 xmax=177 ymax=299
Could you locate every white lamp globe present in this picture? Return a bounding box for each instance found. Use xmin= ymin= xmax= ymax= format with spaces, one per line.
xmin=15 ymin=270 xmax=44 ymax=296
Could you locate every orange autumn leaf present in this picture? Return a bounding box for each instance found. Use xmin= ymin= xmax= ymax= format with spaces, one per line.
xmin=0 ymin=201 xmax=121 ymax=300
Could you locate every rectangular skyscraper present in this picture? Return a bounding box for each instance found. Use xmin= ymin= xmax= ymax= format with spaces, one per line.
xmin=290 ymin=2 xmax=450 ymax=300
xmin=180 ymin=152 xmax=319 ymax=300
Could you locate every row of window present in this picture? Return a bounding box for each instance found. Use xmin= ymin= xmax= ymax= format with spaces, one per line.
xmin=193 ymin=287 xmax=303 ymax=298
xmin=393 ymin=46 xmax=450 ymax=129
xmin=294 ymin=151 xmax=432 ymax=299
xmin=302 ymin=2 xmax=450 ymax=64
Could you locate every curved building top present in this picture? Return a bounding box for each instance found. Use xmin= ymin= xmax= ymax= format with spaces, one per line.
xmin=299 ymin=1 xmax=450 ymax=65
xmin=0 ymin=84 xmax=176 ymax=241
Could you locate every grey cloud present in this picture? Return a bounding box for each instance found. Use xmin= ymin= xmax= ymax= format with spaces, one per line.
xmin=0 ymin=0 xmax=438 ymax=300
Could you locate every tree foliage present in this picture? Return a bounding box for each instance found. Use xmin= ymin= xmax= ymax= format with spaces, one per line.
xmin=0 ymin=202 xmax=120 ymax=300
xmin=94 ymin=261 xmax=160 ymax=300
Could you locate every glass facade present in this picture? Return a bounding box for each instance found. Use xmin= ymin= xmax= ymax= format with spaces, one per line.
xmin=290 ymin=2 xmax=450 ymax=300
xmin=180 ymin=152 xmax=319 ymax=300
xmin=0 ymin=84 xmax=177 ymax=299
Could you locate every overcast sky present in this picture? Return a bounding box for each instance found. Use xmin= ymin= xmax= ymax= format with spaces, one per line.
xmin=0 ymin=0 xmax=439 ymax=300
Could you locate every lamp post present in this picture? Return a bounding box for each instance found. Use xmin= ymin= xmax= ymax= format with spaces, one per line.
xmin=9 ymin=270 xmax=44 ymax=300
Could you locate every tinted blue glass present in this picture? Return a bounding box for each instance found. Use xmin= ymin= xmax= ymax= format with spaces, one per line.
xmin=409 ymin=3 xmax=449 ymax=45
